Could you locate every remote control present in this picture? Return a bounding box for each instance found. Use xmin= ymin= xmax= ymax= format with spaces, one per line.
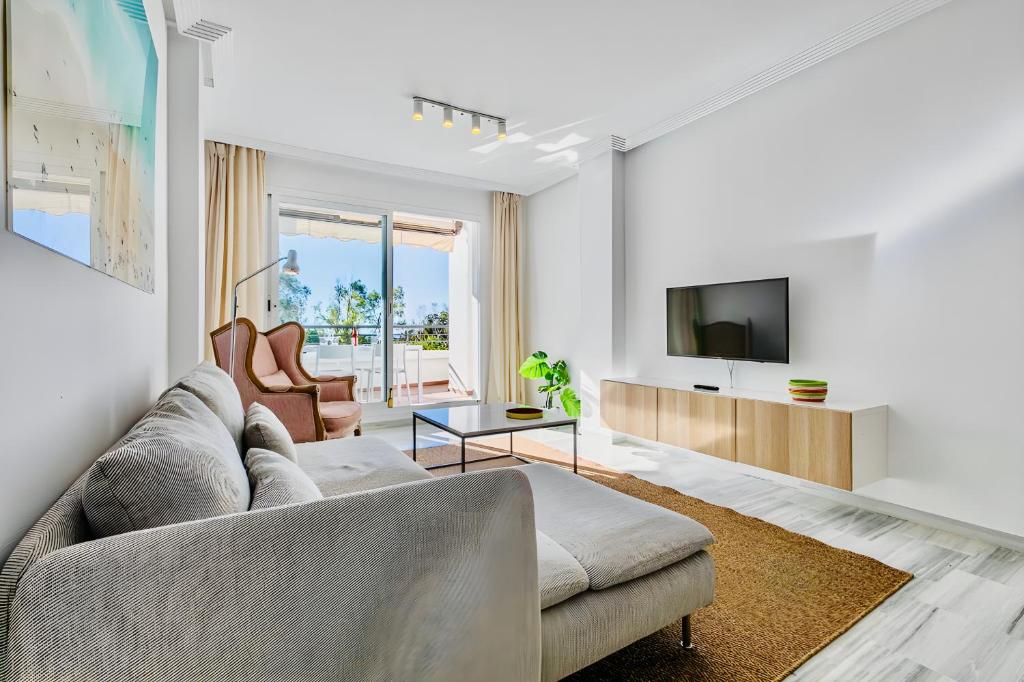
xmin=693 ymin=384 xmax=720 ymax=392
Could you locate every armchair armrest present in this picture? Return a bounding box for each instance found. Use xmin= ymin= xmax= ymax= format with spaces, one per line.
xmin=6 ymin=469 xmax=541 ymax=682
xmin=308 ymin=373 xmax=356 ymax=402
xmin=253 ymin=384 xmax=324 ymax=443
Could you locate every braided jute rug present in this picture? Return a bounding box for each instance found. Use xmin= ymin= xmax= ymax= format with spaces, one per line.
xmin=405 ymin=437 xmax=911 ymax=681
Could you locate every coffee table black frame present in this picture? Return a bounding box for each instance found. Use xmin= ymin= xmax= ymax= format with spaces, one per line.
xmin=412 ymin=405 xmax=578 ymax=474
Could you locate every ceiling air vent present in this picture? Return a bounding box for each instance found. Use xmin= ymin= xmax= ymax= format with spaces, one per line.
xmin=180 ymin=18 xmax=231 ymax=42
xmin=172 ymin=0 xmax=232 ymax=87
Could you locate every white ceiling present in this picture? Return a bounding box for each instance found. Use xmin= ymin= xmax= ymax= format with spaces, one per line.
xmin=198 ymin=0 xmax=912 ymax=194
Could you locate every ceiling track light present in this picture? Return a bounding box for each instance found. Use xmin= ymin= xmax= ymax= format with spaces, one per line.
xmin=411 ymin=96 xmax=508 ymax=138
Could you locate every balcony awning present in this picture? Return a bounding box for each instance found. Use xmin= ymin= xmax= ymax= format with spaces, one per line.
xmin=280 ymin=207 xmax=462 ymax=253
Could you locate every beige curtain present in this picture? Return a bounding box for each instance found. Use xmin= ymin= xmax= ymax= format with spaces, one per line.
xmin=487 ymin=192 xmax=526 ymax=403
xmin=204 ymin=141 xmax=267 ymax=359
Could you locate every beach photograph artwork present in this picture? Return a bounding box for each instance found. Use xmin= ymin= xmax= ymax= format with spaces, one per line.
xmin=7 ymin=0 xmax=158 ymax=292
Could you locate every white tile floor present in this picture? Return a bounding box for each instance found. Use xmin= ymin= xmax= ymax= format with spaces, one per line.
xmin=367 ymin=421 xmax=1024 ymax=682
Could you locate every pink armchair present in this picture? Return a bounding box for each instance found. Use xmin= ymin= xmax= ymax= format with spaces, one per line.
xmin=210 ymin=318 xmax=362 ymax=442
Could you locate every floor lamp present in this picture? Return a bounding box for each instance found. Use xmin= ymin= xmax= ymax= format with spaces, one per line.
xmin=229 ymin=250 xmax=300 ymax=379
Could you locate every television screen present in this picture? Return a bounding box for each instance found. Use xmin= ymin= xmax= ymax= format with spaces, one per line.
xmin=667 ymin=278 xmax=789 ymax=363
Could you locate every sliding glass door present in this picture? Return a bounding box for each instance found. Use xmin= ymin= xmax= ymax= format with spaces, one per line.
xmin=268 ymin=195 xmax=479 ymax=411
xmin=270 ymin=199 xmax=391 ymax=406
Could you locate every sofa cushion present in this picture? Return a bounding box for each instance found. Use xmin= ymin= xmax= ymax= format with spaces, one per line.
xmin=169 ymin=361 xmax=244 ymax=453
xmin=295 ymin=436 xmax=431 ymax=496
xmin=82 ymin=389 xmax=251 ymax=538
xmin=521 ymin=463 xmax=714 ymax=590
xmin=245 ymin=448 xmax=323 ymax=510
xmin=537 ymin=531 xmax=589 ymax=609
xmin=245 ymin=402 xmax=298 ymax=462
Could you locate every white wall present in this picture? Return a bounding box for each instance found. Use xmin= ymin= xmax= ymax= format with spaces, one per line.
xmin=622 ymin=0 xmax=1024 ymax=535
xmin=524 ymin=176 xmax=580 ymax=399
xmin=0 ymin=0 xmax=169 ymax=562
xmin=575 ymin=151 xmax=626 ymax=429
xmin=167 ymin=33 xmax=205 ymax=380
xmin=525 ymin=157 xmax=626 ymax=424
xmin=265 ymin=155 xmax=493 ymax=399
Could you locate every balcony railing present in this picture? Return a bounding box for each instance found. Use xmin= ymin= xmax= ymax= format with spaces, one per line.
xmin=303 ymin=324 xmax=449 ymax=350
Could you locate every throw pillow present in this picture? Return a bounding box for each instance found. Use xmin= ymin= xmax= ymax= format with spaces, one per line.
xmin=245 ymin=448 xmax=323 ymax=510
xmin=83 ymin=389 xmax=250 ymax=538
xmin=169 ymin=361 xmax=245 ymax=453
xmin=244 ymin=402 xmax=298 ymax=462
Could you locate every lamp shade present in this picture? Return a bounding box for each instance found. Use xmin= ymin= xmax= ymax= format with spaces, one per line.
xmin=282 ymin=249 xmax=300 ymax=275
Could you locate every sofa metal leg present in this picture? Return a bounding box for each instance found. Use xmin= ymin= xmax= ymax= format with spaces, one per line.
xmin=680 ymin=615 xmax=694 ymax=650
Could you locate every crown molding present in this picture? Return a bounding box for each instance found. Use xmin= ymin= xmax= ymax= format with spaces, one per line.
xmin=206 ymin=130 xmax=529 ymax=195
xmin=624 ymin=0 xmax=952 ymax=150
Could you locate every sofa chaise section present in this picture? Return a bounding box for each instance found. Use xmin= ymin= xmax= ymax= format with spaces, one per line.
xmin=520 ymin=464 xmax=715 ymax=681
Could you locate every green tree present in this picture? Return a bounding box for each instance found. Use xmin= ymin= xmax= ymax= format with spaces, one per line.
xmin=315 ymin=279 xmax=406 ymax=343
xmin=318 ymin=280 xmax=361 ymax=343
xmin=278 ymin=274 xmax=312 ymax=324
xmin=407 ymin=306 xmax=449 ymax=350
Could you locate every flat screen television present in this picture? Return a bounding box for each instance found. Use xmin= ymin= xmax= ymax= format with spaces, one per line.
xmin=667 ymin=277 xmax=789 ymax=363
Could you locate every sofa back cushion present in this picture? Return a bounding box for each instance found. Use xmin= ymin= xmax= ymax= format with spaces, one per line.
xmin=170 ymin=361 xmax=245 ymax=452
xmin=245 ymin=448 xmax=322 ymax=510
xmin=244 ymin=402 xmax=298 ymax=462
xmin=82 ymin=389 xmax=250 ymax=538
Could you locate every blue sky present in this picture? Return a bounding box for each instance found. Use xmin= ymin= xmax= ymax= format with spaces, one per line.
xmin=13 ymin=210 xmax=91 ymax=264
xmin=280 ymin=234 xmax=449 ymax=324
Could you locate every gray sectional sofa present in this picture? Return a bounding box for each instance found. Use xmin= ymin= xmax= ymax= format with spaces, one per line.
xmin=0 ymin=363 xmax=714 ymax=681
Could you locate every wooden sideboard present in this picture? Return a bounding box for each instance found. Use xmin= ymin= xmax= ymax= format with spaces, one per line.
xmin=600 ymin=377 xmax=887 ymax=491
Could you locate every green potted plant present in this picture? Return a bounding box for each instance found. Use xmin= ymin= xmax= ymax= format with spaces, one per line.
xmin=518 ymin=351 xmax=581 ymax=417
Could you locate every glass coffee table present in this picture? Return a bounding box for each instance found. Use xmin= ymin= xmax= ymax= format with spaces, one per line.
xmin=412 ymin=404 xmax=579 ymax=474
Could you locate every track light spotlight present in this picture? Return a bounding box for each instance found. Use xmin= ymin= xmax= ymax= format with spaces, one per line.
xmin=412 ymin=96 xmax=506 ymax=140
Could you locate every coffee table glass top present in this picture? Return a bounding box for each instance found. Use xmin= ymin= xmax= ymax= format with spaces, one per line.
xmin=413 ymin=403 xmax=576 ymax=437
